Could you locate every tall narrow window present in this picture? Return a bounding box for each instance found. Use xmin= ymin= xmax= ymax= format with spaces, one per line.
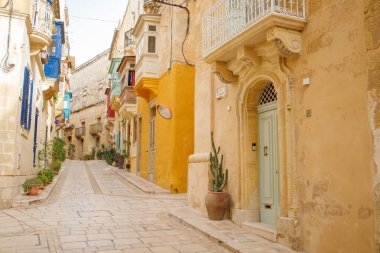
xmin=20 ymin=67 xmax=34 ymax=131
xmin=148 ymin=36 xmax=156 ymax=53
xmin=33 ymin=108 xmax=39 ymax=167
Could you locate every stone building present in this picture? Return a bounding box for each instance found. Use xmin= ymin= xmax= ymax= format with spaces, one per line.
xmin=184 ymin=0 xmax=378 ymax=252
xmin=106 ymin=0 xmax=139 ymax=172
xmin=0 ymin=0 xmax=70 ymax=209
xmin=130 ymin=1 xmax=195 ymax=193
xmin=68 ymin=50 xmax=111 ymax=160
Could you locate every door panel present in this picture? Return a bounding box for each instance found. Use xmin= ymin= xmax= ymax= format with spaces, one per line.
xmin=148 ymin=116 xmax=156 ymax=182
xmin=259 ymin=108 xmax=279 ymax=226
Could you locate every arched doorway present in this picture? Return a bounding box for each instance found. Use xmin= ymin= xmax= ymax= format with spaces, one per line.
xmin=257 ymin=83 xmax=279 ymax=226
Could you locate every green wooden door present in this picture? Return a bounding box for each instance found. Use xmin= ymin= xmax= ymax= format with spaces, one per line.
xmin=258 ymin=104 xmax=279 ymax=226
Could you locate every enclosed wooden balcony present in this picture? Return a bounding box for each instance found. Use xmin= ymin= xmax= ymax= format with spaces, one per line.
xmin=89 ymin=123 xmax=103 ymax=136
xmin=75 ymin=127 xmax=86 ymax=138
xmin=30 ymin=0 xmax=53 ymax=52
xmin=202 ymin=0 xmax=306 ymax=63
xmin=120 ymin=87 xmax=137 ymax=117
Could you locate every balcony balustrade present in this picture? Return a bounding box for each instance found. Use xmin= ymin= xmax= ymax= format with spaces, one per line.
xmin=75 ymin=127 xmax=86 ymax=138
xmin=121 ymin=87 xmax=137 ymax=105
xmin=89 ymin=123 xmax=103 ymax=135
xmin=203 ymin=0 xmax=306 ymax=59
xmin=124 ymin=29 xmax=135 ymax=49
xmin=30 ymin=0 xmax=53 ymax=51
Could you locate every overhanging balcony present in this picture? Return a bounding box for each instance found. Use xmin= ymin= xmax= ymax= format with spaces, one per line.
xmin=120 ymin=87 xmax=137 ymax=117
xmin=203 ymin=0 xmax=306 ymax=63
xmin=110 ymin=83 xmax=121 ymax=111
xmin=90 ymin=123 xmax=103 ymax=135
xmin=30 ymin=0 xmax=53 ymax=52
xmin=75 ymin=127 xmax=86 ymax=138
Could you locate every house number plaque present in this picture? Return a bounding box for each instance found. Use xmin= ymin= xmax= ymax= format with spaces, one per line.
xmin=216 ymin=85 xmax=228 ymax=100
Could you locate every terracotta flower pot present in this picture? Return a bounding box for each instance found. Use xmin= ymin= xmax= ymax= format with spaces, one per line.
xmin=28 ymin=185 xmax=39 ymax=196
xmin=205 ymin=191 xmax=229 ymax=221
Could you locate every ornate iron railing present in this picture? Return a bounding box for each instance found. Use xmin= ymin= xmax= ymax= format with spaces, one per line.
xmin=202 ymin=0 xmax=305 ymax=56
xmin=32 ymin=0 xmax=53 ymax=37
xmin=124 ymin=29 xmax=135 ymax=48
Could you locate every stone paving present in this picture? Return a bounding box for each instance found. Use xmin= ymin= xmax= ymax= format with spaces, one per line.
xmin=0 ymin=161 xmax=229 ymax=253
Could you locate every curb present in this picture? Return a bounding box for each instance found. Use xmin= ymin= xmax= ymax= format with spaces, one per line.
xmin=11 ymin=161 xmax=69 ymax=208
xmin=112 ymin=168 xmax=170 ymax=194
xmin=168 ymin=208 xmax=238 ymax=253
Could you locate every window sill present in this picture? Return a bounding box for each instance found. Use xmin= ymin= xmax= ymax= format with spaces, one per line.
xmin=20 ymin=127 xmax=29 ymax=139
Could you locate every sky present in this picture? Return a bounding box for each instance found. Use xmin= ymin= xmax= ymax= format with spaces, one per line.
xmin=66 ymin=0 xmax=128 ymax=67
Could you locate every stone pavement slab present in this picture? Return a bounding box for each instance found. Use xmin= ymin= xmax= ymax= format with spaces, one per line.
xmin=11 ymin=161 xmax=69 ymax=208
xmin=170 ymin=206 xmax=296 ymax=253
xmin=0 ymin=161 xmax=230 ymax=253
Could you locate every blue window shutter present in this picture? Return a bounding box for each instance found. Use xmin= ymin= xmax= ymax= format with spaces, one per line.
xmin=33 ymin=109 xmax=39 ymax=167
xmin=20 ymin=67 xmax=30 ymax=129
xmin=27 ymin=80 xmax=34 ymax=131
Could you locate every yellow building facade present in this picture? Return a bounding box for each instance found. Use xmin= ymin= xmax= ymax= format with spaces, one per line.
xmin=131 ymin=2 xmax=196 ymax=193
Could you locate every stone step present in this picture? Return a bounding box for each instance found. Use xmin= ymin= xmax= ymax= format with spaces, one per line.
xmin=242 ymin=221 xmax=278 ymax=242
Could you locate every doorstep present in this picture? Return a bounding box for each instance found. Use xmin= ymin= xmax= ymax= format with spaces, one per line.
xmin=11 ymin=161 xmax=68 ymax=208
xmin=169 ymin=206 xmax=295 ymax=253
xmin=113 ymin=168 xmax=170 ymax=194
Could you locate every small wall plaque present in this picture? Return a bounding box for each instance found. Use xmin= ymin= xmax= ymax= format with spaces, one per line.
xmin=216 ymin=85 xmax=228 ymax=100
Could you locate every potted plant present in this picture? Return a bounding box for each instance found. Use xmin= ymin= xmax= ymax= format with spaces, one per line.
xmin=51 ymin=160 xmax=61 ymax=174
xmin=96 ymin=149 xmax=103 ymax=160
xmin=205 ymin=132 xmax=229 ymax=220
xmin=37 ymin=174 xmax=49 ymax=188
xmin=23 ymin=178 xmax=43 ymax=196
xmin=38 ymin=168 xmax=54 ymax=183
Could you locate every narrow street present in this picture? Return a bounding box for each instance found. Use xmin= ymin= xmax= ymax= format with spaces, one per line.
xmin=0 ymin=161 xmax=229 ymax=253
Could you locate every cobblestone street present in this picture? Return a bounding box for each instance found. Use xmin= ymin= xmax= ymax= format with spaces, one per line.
xmin=0 ymin=161 xmax=229 ymax=253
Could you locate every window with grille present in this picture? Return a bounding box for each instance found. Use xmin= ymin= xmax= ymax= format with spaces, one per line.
xmin=20 ymin=67 xmax=34 ymax=131
xmin=258 ymin=83 xmax=277 ymax=106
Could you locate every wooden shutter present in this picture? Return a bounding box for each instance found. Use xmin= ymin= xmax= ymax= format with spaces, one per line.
xmin=33 ymin=108 xmax=39 ymax=167
xmin=27 ymin=80 xmax=34 ymax=131
xmin=20 ymin=67 xmax=30 ymax=129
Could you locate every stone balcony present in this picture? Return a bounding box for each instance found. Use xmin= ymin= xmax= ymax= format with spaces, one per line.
xmin=30 ymin=0 xmax=53 ymax=53
xmin=202 ymin=0 xmax=306 ymax=63
xmin=75 ymin=127 xmax=86 ymax=139
xmin=89 ymin=123 xmax=103 ymax=136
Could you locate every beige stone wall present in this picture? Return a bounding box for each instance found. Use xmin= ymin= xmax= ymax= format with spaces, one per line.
xmin=0 ymin=11 xmax=56 ymax=208
xmin=69 ymin=104 xmax=110 ymax=159
xmin=68 ymin=50 xmax=111 ymax=160
xmin=365 ymin=0 xmax=380 ymax=250
xmin=188 ymin=0 xmax=376 ymax=252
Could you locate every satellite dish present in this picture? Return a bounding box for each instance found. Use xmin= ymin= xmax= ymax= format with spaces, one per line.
xmin=157 ymin=104 xmax=172 ymax=119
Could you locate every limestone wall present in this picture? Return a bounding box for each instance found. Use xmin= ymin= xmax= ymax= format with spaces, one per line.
xmin=71 ymin=50 xmax=110 ymax=113
xmin=188 ymin=0 xmax=376 ymax=252
xmin=69 ymin=50 xmax=111 ymax=160
xmin=365 ymin=0 xmax=380 ymax=251
xmin=0 ymin=12 xmax=55 ymax=208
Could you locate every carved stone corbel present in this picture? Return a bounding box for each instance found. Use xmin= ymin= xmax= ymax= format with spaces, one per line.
xmin=267 ymin=27 xmax=302 ymax=57
xmin=237 ymin=46 xmax=261 ymax=67
xmin=211 ymin=61 xmax=238 ymax=84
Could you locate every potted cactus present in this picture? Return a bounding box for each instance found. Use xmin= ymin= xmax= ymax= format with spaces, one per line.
xmin=205 ymin=132 xmax=229 ymax=220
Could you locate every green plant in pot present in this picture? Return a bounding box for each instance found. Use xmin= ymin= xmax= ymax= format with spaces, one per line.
xmin=23 ymin=177 xmax=43 ymax=196
xmin=96 ymin=149 xmax=103 ymax=160
xmin=51 ymin=161 xmax=61 ymax=174
xmin=205 ymin=132 xmax=229 ymax=221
